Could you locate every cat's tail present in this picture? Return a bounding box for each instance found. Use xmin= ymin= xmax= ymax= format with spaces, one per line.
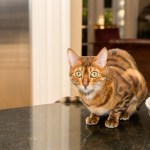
xmin=55 ymin=96 xmax=82 ymax=104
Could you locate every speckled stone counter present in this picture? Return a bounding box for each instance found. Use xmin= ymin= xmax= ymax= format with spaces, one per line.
xmin=0 ymin=103 xmax=150 ymax=150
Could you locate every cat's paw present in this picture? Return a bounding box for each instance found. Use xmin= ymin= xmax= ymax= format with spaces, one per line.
xmin=120 ymin=113 xmax=129 ymax=121
xmin=105 ymin=119 xmax=119 ymax=128
xmin=86 ymin=116 xmax=99 ymax=125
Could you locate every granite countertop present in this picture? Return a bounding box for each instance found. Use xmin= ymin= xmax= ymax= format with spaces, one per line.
xmin=0 ymin=103 xmax=150 ymax=150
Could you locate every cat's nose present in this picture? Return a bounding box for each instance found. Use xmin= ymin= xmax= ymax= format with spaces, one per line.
xmin=83 ymin=78 xmax=88 ymax=88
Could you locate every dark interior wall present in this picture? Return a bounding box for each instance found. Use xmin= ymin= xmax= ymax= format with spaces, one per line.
xmin=139 ymin=0 xmax=150 ymax=13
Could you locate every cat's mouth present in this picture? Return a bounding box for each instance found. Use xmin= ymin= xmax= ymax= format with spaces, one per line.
xmin=79 ymin=86 xmax=94 ymax=94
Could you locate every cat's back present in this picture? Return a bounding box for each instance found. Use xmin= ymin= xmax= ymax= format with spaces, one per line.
xmin=107 ymin=48 xmax=137 ymax=70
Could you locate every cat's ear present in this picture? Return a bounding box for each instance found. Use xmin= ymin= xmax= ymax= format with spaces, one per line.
xmin=94 ymin=47 xmax=108 ymax=68
xmin=67 ymin=48 xmax=81 ymax=67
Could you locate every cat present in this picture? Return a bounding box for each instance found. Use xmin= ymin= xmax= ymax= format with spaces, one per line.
xmin=57 ymin=47 xmax=148 ymax=128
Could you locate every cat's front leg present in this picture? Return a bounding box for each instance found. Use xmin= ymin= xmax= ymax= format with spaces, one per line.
xmin=105 ymin=111 xmax=121 ymax=128
xmin=86 ymin=113 xmax=100 ymax=125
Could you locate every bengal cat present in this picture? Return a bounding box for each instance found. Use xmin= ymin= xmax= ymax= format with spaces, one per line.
xmin=58 ymin=47 xmax=148 ymax=128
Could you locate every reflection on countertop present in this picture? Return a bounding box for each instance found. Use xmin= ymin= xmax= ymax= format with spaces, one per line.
xmin=0 ymin=103 xmax=150 ymax=150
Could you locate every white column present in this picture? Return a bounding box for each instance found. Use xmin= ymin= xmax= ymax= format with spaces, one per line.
xmin=124 ymin=0 xmax=139 ymax=38
xmin=95 ymin=0 xmax=104 ymax=24
xmin=88 ymin=0 xmax=104 ymax=55
xmin=112 ymin=0 xmax=125 ymax=38
xmin=30 ymin=0 xmax=71 ymax=105
xmin=88 ymin=0 xmax=96 ymax=45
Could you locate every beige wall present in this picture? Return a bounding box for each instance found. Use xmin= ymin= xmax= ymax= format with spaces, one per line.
xmin=70 ymin=0 xmax=82 ymax=96
xmin=71 ymin=0 xmax=82 ymax=55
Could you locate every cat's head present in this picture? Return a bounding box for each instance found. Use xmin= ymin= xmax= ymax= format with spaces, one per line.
xmin=67 ymin=47 xmax=108 ymax=94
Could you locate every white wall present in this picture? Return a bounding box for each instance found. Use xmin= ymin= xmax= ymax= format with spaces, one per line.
xmin=30 ymin=0 xmax=82 ymax=105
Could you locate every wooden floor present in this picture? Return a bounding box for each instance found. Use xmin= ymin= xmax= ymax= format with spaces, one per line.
xmin=0 ymin=0 xmax=31 ymax=109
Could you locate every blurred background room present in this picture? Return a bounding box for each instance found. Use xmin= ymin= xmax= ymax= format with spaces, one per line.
xmin=82 ymin=0 xmax=150 ymax=91
xmin=0 ymin=0 xmax=150 ymax=109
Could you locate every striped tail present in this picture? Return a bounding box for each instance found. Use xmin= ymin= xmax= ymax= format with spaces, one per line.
xmin=55 ymin=96 xmax=81 ymax=104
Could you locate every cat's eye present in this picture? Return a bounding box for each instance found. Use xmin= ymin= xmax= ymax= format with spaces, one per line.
xmin=75 ymin=70 xmax=82 ymax=78
xmin=90 ymin=71 xmax=98 ymax=78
